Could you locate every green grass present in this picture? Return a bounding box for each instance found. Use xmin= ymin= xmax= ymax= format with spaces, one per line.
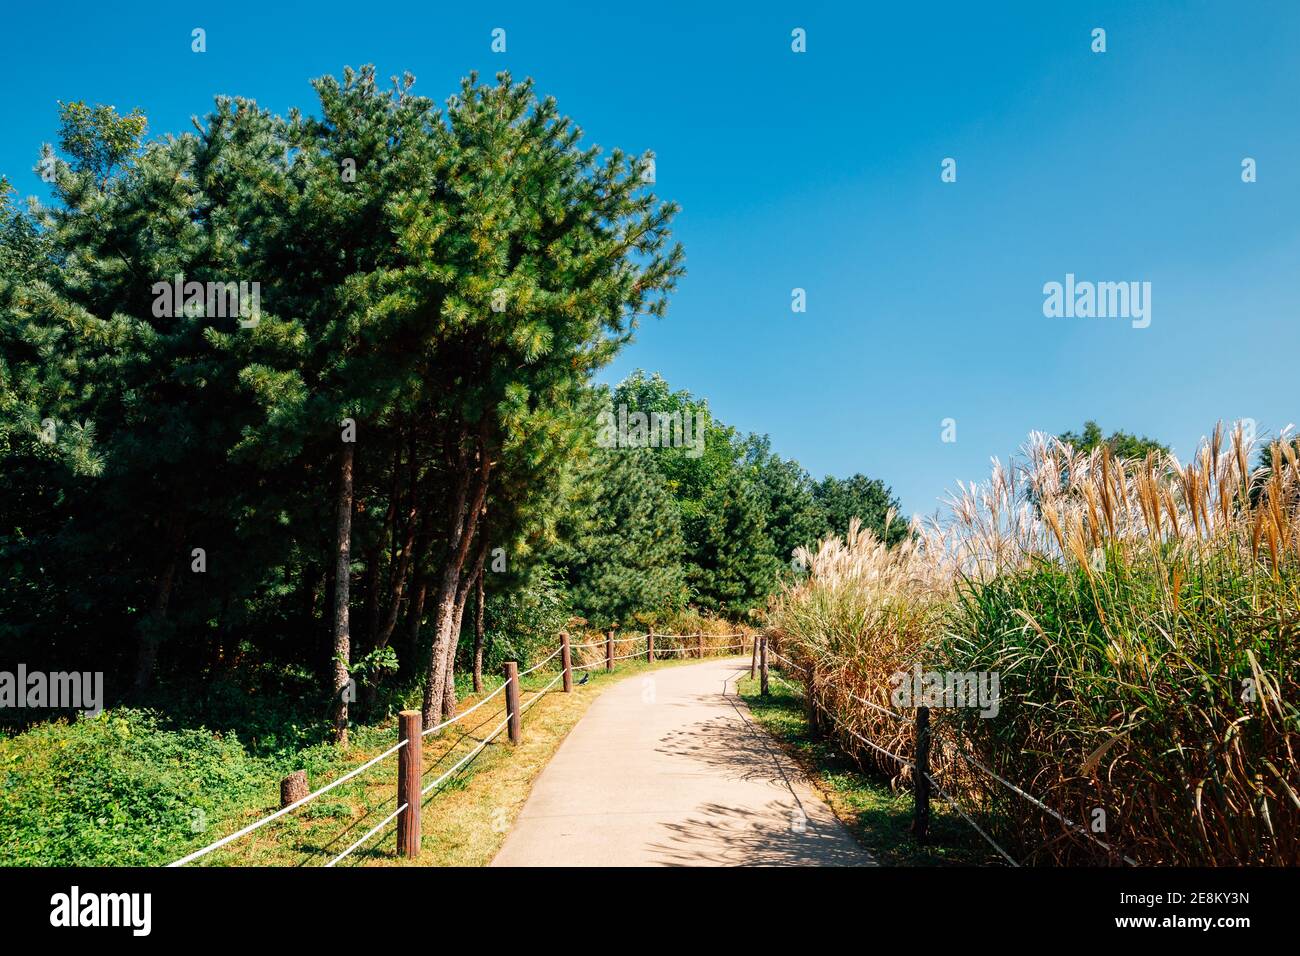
xmin=0 ymin=708 xmax=398 ymax=866
xmin=736 ymin=675 xmax=996 ymax=866
xmin=0 ymin=652 xmax=727 ymax=866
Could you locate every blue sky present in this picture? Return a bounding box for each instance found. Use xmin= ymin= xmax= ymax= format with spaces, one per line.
xmin=4 ymin=1 xmax=1298 ymax=516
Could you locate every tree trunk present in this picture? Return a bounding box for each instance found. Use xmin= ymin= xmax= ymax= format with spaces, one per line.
xmin=442 ymin=610 xmax=462 ymax=716
xmin=395 ymin=507 xmax=435 ymax=682
xmin=441 ymin=544 xmax=483 ymax=715
xmin=373 ymin=499 xmax=419 ymax=652
xmin=421 ymin=431 xmax=491 ymax=729
xmin=332 ymin=441 xmax=355 ymax=745
xmin=133 ymin=513 xmax=184 ymax=695
xmin=441 ymin=564 xmax=473 ymax=712
xmin=472 ymin=563 xmax=486 ymax=693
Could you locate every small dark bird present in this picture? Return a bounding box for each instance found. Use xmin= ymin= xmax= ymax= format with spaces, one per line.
xmin=578 ymin=672 xmax=590 ymax=685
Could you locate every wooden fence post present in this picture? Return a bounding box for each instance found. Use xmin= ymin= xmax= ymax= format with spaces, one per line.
xmin=749 ymin=634 xmax=758 ymax=680
xmin=397 ymin=710 xmax=421 ymax=857
xmin=760 ymin=635 xmax=769 ymax=696
xmin=805 ymin=662 xmax=820 ymax=734
xmin=912 ymin=705 xmax=931 ymax=842
xmin=605 ymin=630 xmax=614 ymax=672
xmin=697 ymin=631 xmax=705 ymax=659
xmin=504 ymin=662 xmax=521 ymax=744
xmin=560 ymin=632 xmax=572 ymax=693
xmin=647 ymin=629 xmax=655 ymax=663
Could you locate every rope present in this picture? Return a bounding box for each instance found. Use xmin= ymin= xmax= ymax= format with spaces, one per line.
xmin=422 ymin=680 xmax=509 ymax=737
xmin=325 ymin=802 xmax=408 ymax=867
xmin=518 ymin=645 xmax=562 ymax=677
xmin=168 ymin=738 xmax=408 ymax=866
xmin=768 ymin=651 xmax=805 ymax=673
xmin=421 ymin=713 xmax=512 ymax=797
xmin=766 ymin=669 xmax=913 ymax=770
xmin=947 ymin=748 xmax=1138 ymax=865
xmin=924 ymin=770 xmax=1019 ymax=866
xmin=769 ymin=670 xmax=805 ymax=697
xmin=818 ymin=697 xmax=914 ymax=770
xmin=655 ymin=645 xmax=740 ymax=654
xmin=520 ymin=672 xmax=565 ymax=713
xmin=846 ymin=689 xmax=907 ymax=721
xmin=649 ymin=632 xmax=744 ymax=641
xmin=177 ymin=631 xmax=750 ymax=868
xmin=761 ymin=655 xmax=1125 ymax=866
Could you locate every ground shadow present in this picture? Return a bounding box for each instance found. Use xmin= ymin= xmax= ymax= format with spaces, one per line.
xmin=655 ymin=711 xmax=811 ymax=787
xmin=646 ymin=799 xmax=875 ymax=866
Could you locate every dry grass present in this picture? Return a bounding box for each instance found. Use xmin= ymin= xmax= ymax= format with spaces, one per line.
xmin=769 ymin=423 xmax=1300 ymax=865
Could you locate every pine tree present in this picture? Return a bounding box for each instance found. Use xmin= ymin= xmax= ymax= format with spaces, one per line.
xmin=684 ymin=467 xmax=780 ymax=616
xmin=741 ymin=434 xmax=825 ymax=571
xmin=611 ymin=370 xmax=782 ymax=614
xmin=815 ymin=474 xmax=908 ymax=545
xmin=551 ymin=445 xmax=687 ymax=627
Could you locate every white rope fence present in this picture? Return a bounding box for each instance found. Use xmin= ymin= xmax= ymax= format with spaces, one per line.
xmin=173 ymin=629 xmax=752 ymax=868
xmin=421 ymin=713 xmax=513 ymax=797
xmin=925 ymin=770 xmax=1019 ymax=866
xmin=168 ymin=738 xmax=408 ymax=867
xmin=769 ymin=669 xmax=805 ymax=696
xmin=422 ymin=679 xmax=510 ymax=737
xmin=520 ymin=671 xmax=565 ymax=713
xmin=654 ymin=641 xmax=748 ymax=654
xmin=331 ymin=655 xmax=571 ymax=865
xmin=517 ymin=644 xmax=562 ymax=677
xmin=325 ymin=802 xmax=408 ymax=868
xmin=947 ymin=747 xmax=1139 ymax=864
xmin=818 ymin=695 xmax=913 ymax=769
xmin=847 ymin=689 xmax=907 ymax=721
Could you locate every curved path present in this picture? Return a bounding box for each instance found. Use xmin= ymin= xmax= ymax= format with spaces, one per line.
xmin=491 ymin=657 xmax=874 ymax=867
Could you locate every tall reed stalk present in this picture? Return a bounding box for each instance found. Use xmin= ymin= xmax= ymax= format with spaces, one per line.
xmin=769 ymin=424 xmax=1299 ymax=864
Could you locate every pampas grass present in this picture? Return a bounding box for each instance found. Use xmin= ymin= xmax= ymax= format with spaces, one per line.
xmin=768 ymin=423 xmax=1299 ymax=865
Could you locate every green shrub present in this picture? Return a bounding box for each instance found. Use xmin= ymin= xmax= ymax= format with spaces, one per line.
xmin=0 ymin=709 xmax=266 ymax=865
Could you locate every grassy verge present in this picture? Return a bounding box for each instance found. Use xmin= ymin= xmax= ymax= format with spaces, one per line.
xmin=735 ymin=674 xmax=995 ymax=866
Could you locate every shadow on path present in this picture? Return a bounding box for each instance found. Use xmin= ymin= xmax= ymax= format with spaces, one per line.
xmin=647 ymin=799 xmax=875 ymax=866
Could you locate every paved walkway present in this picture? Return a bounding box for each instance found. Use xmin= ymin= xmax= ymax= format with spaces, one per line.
xmin=491 ymin=657 xmax=874 ymax=866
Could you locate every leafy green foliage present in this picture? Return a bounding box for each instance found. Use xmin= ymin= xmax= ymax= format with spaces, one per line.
xmin=477 ymin=566 xmax=570 ymax=674
xmin=0 ymin=710 xmax=262 ymax=866
xmin=54 ymin=101 xmax=148 ymax=183
xmin=814 ymin=473 xmax=908 ymax=545
xmin=551 ymin=445 xmax=687 ymax=628
xmin=1058 ymin=420 xmax=1168 ymax=459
